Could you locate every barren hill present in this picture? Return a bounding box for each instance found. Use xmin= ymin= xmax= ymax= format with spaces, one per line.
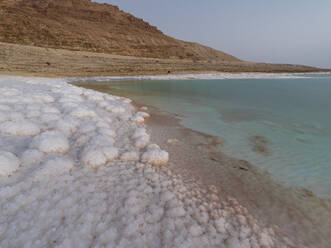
xmin=0 ymin=0 xmax=326 ymax=76
xmin=0 ymin=0 xmax=239 ymax=61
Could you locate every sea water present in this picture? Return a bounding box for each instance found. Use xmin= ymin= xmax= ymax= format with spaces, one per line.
xmin=81 ymin=74 xmax=331 ymax=199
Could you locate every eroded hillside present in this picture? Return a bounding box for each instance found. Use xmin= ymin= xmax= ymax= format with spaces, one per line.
xmin=0 ymin=0 xmax=239 ymax=61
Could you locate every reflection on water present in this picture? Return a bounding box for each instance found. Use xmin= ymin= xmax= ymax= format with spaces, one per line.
xmin=75 ymin=75 xmax=331 ymax=199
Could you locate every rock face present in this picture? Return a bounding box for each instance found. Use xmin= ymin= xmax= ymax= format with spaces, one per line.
xmin=0 ymin=0 xmax=240 ymax=61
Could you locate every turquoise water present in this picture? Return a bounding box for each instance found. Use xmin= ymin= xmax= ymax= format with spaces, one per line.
xmin=86 ymin=75 xmax=331 ymax=199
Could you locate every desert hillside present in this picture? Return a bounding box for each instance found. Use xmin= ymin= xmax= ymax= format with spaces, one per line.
xmin=1 ymin=42 xmax=322 ymax=77
xmin=0 ymin=0 xmax=327 ymax=76
xmin=0 ymin=0 xmax=239 ymax=61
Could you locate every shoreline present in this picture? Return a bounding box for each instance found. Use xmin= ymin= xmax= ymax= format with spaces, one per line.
xmin=74 ymin=74 xmax=331 ymax=201
xmin=1 ymin=42 xmax=329 ymax=78
xmin=76 ymin=79 xmax=331 ymax=247
xmin=66 ymin=71 xmax=330 ymax=82
xmin=144 ymin=103 xmax=331 ymax=244
xmin=0 ymin=74 xmax=330 ymax=247
xmin=2 ymin=71 xmax=330 ymax=81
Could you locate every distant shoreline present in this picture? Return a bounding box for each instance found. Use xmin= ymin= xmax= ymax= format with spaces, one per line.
xmin=1 ymin=42 xmax=329 ymax=78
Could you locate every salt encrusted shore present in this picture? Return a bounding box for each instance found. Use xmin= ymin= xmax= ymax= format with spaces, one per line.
xmin=66 ymin=71 xmax=331 ymax=83
xmin=0 ymin=75 xmax=310 ymax=247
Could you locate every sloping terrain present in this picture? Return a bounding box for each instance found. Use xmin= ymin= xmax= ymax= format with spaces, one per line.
xmin=0 ymin=0 xmax=326 ymax=76
xmin=0 ymin=0 xmax=239 ymax=61
xmin=0 ymin=42 xmax=321 ymax=77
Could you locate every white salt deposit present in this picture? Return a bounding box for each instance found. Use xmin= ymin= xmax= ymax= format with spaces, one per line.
xmin=135 ymin=135 xmax=150 ymax=149
xmin=20 ymin=149 xmax=44 ymax=166
xmin=120 ymin=151 xmax=140 ymax=162
xmin=101 ymin=146 xmax=119 ymax=161
xmin=141 ymin=147 xmax=169 ymax=166
xmin=70 ymin=107 xmax=97 ymax=119
xmin=0 ymin=120 xmax=40 ymax=136
xmin=81 ymin=148 xmax=108 ymax=169
xmin=30 ymin=131 xmax=70 ymax=154
xmin=132 ymin=111 xmax=150 ymax=123
xmin=0 ymin=151 xmax=20 ymax=176
xmin=0 ymin=75 xmax=295 ymax=247
xmin=0 ymin=111 xmax=10 ymax=123
xmin=33 ymin=157 xmax=74 ymax=182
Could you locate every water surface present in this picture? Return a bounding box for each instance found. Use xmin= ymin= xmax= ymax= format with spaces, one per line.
xmin=78 ymin=74 xmax=331 ymax=199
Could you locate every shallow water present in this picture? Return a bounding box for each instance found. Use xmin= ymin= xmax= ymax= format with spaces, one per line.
xmin=78 ymin=74 xmax=331 ymax=199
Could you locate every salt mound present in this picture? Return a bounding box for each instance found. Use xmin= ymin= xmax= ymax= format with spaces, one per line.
xmin=132 ymin=128 xmax=147 ymax=139
xmin=102 ymin=147 xmax=119 ymax=161
xmin=141 ymin=147 xmax=169 ymax=166
xmin=33 ymin=157 xmax=74 ymax=181
xmin=30 ymin=131 xmax=70 ymax=154
xmin=42 ymin=106 xmax=60 ymax=114
xmin=26 ymin=110 xmax=41 ymax=118
xmin=86 ymin=93 xmax=104 ymax=102
xmin=0 ymin=105 xmax=11 ymax=111
xmin=59 ymin=95 xmax=83 ymax=103
xmin=0 ymin=87 xmax=21 ymax=96
xmin=135 ymin=135 xmax=150 ymax=149
xmin=55 ymin=118 xmax=79 ymax=136
xmin=96 ymin=121 xmax=110 ymax=128
xmin=20 ymin=149 xmax=44 ymax=166
xmin=81 ymin=146 xmax=118 ymax=169
xmin=98 ymin=128 xmax=116 ymax=138
xmin=70 ymin=107 xmax=97 ymax=119
xmin=189 ymin=224 xmax=204 ymax=237
xmin=120 ymin=151 xmax=140 ymax=162
xmin=0 ymin=111 xmax=10 ymax=123
xmin=81 ymin=149 xmax=107 ymax=169
xmin=40 ymin=114 xmax=59 ymax=124
xmin=78 ymin=123 xmax=96 ymax=134
xmin=132 ymin=111 xmax=150 ymax=123
xmin=90 ymin=135 xmax=115 ymax=147
xmin=0 ymin=151 xmax=20 ymax=176
xmin=33 ymin=93 xmax=55 ymax=103
xmin=0 ymin=120 xmax=40 ymax=136
xmin=104 ymin=104 xmax=126 ymax=114
xmin=132 ymin=128 xmax=150 ymax=149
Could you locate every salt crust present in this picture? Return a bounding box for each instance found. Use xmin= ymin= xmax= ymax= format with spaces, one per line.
xmin=30 ymin=131 xmax=70 ymax=154
xmin=0 ymin=75 xmax=293 ymax=247
xmin=141 ymin=146 xmax=169 ymax=166
xmin=0 ymin=120 xmax=40 ymax=136
xmin=0 ymin=151 xmax=20 ymax=176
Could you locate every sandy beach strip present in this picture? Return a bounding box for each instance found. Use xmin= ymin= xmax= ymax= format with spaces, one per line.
xmin=0 ymin=75 xmax=330 ymax=247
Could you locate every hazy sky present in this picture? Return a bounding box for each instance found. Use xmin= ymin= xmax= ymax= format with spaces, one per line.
xmin=96 ymin=0 xmax=331 ymax=68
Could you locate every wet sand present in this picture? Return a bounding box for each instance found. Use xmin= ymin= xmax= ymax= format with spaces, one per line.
xmin=74 ymin=82 xmax=331 ymax=247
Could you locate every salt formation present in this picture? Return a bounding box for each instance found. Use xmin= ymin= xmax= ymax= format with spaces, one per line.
xmin=0 ymin=120 xmax=40 ymax=136
xmin=0 ymin=151 xmax=20 ymax=176
xmin=30 ymin=131 xmax=70 ymax=154
xmin=120 ymin=151 xmax=140 ymax=162
xmin=0 ymin=75 xmax=295 ymax=247
xmin=141 ymin=144 xmax=169 ymax=166
xmin=132 ymin=111 xmax=150 ymax=123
